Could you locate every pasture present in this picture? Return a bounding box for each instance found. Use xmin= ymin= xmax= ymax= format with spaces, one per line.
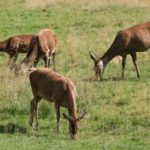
xmin=0 ymin=0 xmax=150 ymax=149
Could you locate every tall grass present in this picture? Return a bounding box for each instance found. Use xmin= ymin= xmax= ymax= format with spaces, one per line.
xmin=0 ymin=61 xmax=30 ymax=115
xmin=0 ymin=0 xmax=150 ymax=149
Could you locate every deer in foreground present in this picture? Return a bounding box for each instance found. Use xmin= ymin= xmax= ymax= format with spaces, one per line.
xmin=16 ymin=29 xmax=57 ymax=74
xmin=0 ymin=35 xmax=34 ymax=68
xmin=90 ymin=21 xmax=150 ymax=81
xmin=29 ymin=68 xmax=85 ymax=139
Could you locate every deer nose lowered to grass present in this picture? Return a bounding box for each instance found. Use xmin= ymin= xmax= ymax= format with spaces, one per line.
xmin=90 ymin=21 xmax=150 ymax=81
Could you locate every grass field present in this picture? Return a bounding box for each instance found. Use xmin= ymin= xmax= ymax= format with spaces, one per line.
xmin=0 ymin=0 xmax=150 ymax=149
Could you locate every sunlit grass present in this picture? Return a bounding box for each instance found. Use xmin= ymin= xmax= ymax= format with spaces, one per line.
xmin=0 ymin=0 xmax=150 ymax=149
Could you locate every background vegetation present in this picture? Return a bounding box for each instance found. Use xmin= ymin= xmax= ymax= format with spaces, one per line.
xmin=0 ymin=0 xmax=150 ymax=149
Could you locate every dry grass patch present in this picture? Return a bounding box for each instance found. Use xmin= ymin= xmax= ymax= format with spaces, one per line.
xmin=26 ymin=0 xmax=150 ymax=9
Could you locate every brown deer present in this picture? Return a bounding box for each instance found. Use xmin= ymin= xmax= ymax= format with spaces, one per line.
xmin=29 ymin=68 xmax=85 ymax=139
xmin=0 ymin=35 xmax=34 ymax=68
xmin=16 ymin=29 xmax=57 ymax=74
xmin=90 ymin=21 xmax=150 ymax=81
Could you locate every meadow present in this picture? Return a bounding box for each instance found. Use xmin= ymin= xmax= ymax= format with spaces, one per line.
xmin=0 ymin=0 xmax=150 ymax=149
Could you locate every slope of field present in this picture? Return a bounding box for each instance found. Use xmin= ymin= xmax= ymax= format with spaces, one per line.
xmin=0 ymin=0 xmax=150 ymax=150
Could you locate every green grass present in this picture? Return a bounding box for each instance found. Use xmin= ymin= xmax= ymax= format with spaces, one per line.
xmin=0 ymin=0 xmax=150 ymax=149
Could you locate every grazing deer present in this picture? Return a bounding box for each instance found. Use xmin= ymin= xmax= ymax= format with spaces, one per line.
xmin=29 ymin=68 xmax=85 ymax=139
xmin=16 ymin=29 xmax=57 ymax=74
xmin=90 ymin=21 xmax=150 ymax=81
xmin=0 ymin=35 xmax=34 ymax=68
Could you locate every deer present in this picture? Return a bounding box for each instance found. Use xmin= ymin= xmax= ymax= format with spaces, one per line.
xmin=90 ymin=21 xmax=150 ymax=81
xmin=15 ymin=29 xmax=57 ymax=74
xmin=29 ymin=67 xmax=85 ymax=139
xmin=0 ymin=35 xmax=34 ymax=69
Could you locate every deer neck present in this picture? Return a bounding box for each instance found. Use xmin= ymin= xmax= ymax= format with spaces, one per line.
xmin=100 ymin=34 xmax=120 ymax=66
xmin=24 ymin=38 xmax=38 ymax=68
xmin=68 ymin=93 xmax=77 ymax=120
xmin=101 ymin=47 xmax=118 ymax=67
xmin=24 ymin=36 xmax=39 ymax=67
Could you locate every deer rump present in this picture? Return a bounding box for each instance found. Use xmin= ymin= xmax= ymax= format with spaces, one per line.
xmin=27 ymin=30 xmax=56 ymax=68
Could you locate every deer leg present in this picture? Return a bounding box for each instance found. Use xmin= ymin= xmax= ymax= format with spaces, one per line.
xmin=54 ymin=102 xmax=60 ymax=133
xmin=34 ymin=98 xmax=41 ymax=129
xmin=10 ymin=53 xmax=18 ymax=69
xmin=34 ymin=57 xmax=39 ymax=67
xmin=52 ymin=52 xmax=56 ymax=70
xmin=9 ymin=53 xmax=18 ymax=69
xmin=47 ymin=52 xmax=51 ymax=68
xmin=43 ymin=56 xmax=48 ymax=67
xmin=29 ymin=98 xmax=35 ymax=127
xmin=8 ymin=55 xmax=14 ymax=68
xmin=131 ymin=52 xmax=140 ymax=78
xmin=121 ymin=55 xmax=127 ymax=80
xmin=48 ymin=56 xmax=51 ymax=68
xmin=8 ymin=54 xmax=14 ymax=65
xmin=29 ymin=97 xmax=41 ymax=128
xmin=13 ymin=53 xmax=18 ymax=63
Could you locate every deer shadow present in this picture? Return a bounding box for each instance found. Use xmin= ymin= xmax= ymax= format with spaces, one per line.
xmin=82 ymin=76 xmax=122 ymax=83
xmin=0 ymin=123 xmax=27 ymax=134
xmin=83 ymin=76 xmax=142 ymax=83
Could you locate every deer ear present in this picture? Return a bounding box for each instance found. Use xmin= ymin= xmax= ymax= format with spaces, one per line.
xmin=77 ymin=111 xmax=86 ymax=121
xmin=63 ymin=113 xmax=72 ymax=121
xmin=89 ymin=52 xmax=97 ymax=62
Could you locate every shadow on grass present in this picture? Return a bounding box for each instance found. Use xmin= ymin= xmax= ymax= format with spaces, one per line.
xmin=83 ymin=76 xmax=142 ymax=83
xmin=0 ymin=123 xmax=26 ymax=134
xmin=0 ymin=107 xmax=28 ymax=116
xmin=83 ymin=77 xmax=122 ymax=82
xmin=82 ymin=77 xmax=98 ymax=82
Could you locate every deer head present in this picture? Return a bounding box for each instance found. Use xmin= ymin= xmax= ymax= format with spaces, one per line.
xmin=89 ymin=52 xmax=104 ymax=81
xmin=63 ymin=111 xmax=86 ymax=139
